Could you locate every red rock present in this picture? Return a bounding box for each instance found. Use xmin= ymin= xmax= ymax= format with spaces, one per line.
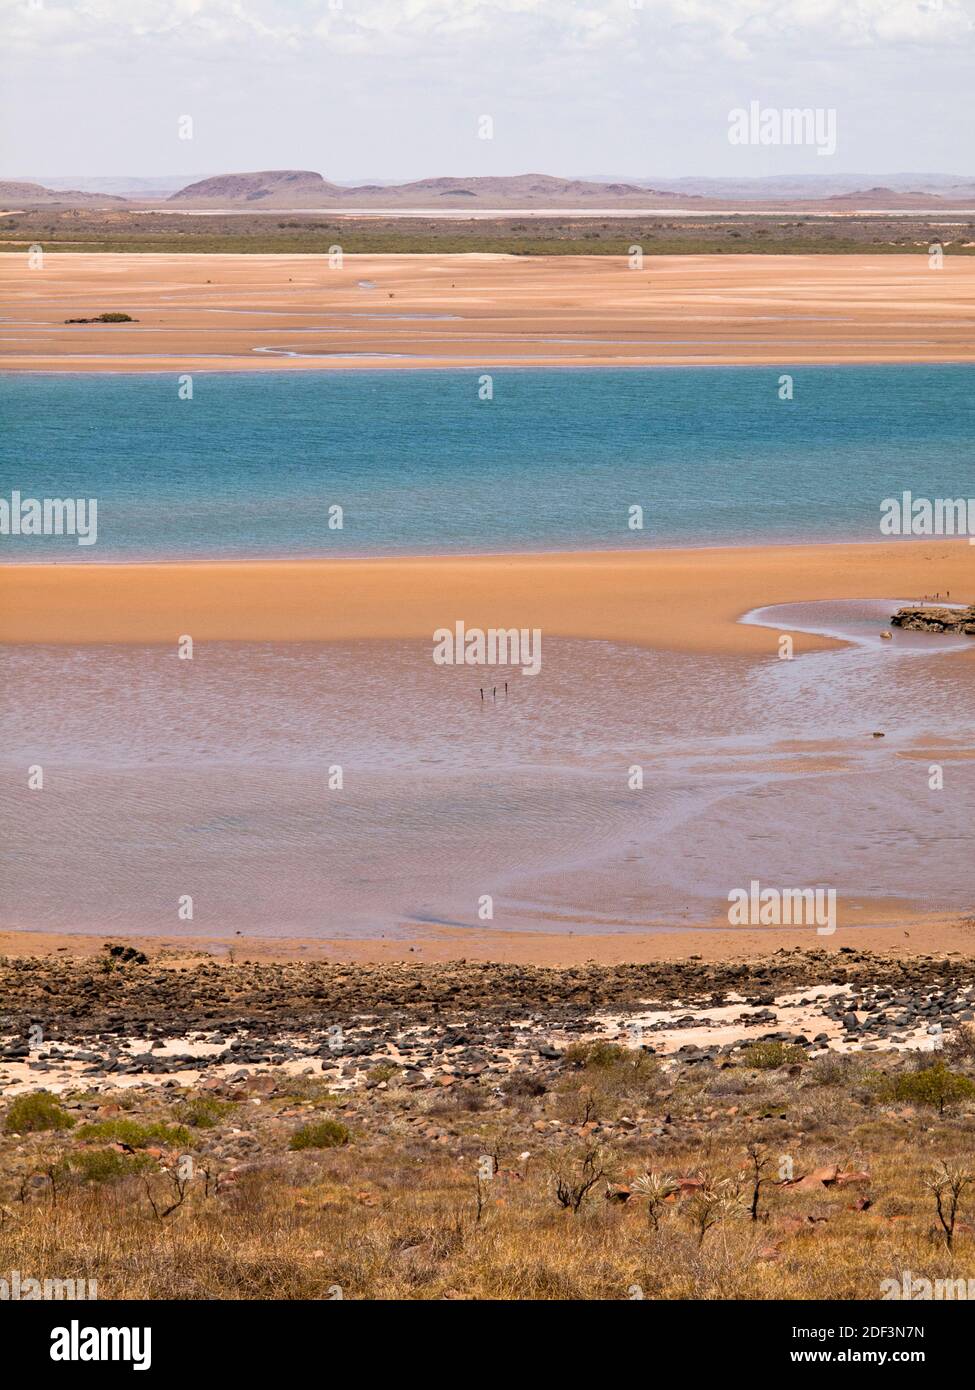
xmin=780 ymin=1213 xmax=829 ymax=1234
xmin=782 ymin=1165 xmax=838 ymax=1191
xmin=834 ymin=1170 xmax=871 ymax=1187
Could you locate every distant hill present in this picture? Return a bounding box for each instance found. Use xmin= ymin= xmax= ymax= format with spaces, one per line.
xmin=164 ymin=168 xmax=975 ymax=211
xmin=391 ymin=173 xmax=647 ymax=199
xmin=0 ymin=180 xmax=128 ymax=207
xmin=168 ymin=169 xmax=662 ymax=207
xmin=169 ymin=170 xmax=345 ymax=205
xmin=822 ymin=185 xmax=970 ymax=209
xmin=167 ymin=169 xmax=690 ymax=208
xmin=9 ymin=168 xmax=974 ymax=213
xmin=623 ymin=173 xmax=975 ymax=201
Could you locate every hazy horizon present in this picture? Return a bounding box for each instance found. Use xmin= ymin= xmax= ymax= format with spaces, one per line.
xmin=12 ymin=169 xmax=975 ymax=188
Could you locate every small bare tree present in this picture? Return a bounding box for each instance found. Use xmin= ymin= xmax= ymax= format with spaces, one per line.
xmin=553 ymin=1146 xmax=606 ymax=1213
xmin=576 ymin=1092 xmax=598 ymax=1126
xmin=925 ymin=1161 xmax=973 ymax=1251
xmin=144 ymin=1166 xmax=191 ymax=1221
xmin=746 ymin=1142 xmax=771 ymax=1222
xmin=46 ymin=1160 xmax=62 ymax=1210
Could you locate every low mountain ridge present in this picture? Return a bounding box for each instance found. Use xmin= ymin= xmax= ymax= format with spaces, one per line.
xmin=167 ymin=169 xmax=659 ymax=207
xmin=163 ymin=168 xmax=975 ymax=210
xmin=0 ymin=180 xmax=128 ymax=207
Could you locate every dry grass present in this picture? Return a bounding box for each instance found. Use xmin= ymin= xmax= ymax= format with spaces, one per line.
xmin=2 ymin=1051 xmax=975 ymax=1300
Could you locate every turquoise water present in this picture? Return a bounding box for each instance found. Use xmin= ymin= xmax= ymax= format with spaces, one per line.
xmin=1 ymin=365 xmax=973 ymax=559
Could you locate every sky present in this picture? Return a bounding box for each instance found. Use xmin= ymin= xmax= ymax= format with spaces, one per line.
xmin=1 ymin=0 xmax=973 ymax=181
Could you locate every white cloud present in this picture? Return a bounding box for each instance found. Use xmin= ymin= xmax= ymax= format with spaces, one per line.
xmin=1 ymin=0 xmax=971 ymax=177
xmin=3 ymin=0 xmax=969 ymax=57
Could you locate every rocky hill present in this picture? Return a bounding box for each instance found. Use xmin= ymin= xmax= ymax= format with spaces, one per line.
xmin=168 ymin=169 xmax=346 ymax=204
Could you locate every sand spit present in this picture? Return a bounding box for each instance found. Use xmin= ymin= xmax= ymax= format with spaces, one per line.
xmin=2 ymin=539 xmax=974 ymax=653
xmin=3 ymin=252 xmax=975 ymax=371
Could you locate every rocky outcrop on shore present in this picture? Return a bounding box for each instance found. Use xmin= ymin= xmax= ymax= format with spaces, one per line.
xmin=2 ymin=949 xmax=974 ymax=1093
xmin=890 ymin=603 xmax=975 ymax=634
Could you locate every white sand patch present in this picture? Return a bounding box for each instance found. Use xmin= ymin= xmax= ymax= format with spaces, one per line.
xmin=588 ymin=982 xmax=946 ymax=1057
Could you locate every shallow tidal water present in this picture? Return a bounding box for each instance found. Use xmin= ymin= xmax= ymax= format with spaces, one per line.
xmin=2 ymin=601 xmax=972 ymax=937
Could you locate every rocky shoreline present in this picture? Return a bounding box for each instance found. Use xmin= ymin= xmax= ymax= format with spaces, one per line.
xmin=3 ymin=948 xmax=974 ymax=1095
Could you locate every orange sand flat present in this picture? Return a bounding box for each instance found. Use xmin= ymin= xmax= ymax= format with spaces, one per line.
xmin=2 ymin=251 xmax=974 ymax=370
xmin=2 ymin=540 xmax=972 ymax=652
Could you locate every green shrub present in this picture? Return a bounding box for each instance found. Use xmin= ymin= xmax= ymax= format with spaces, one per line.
xmin=64 ymin=1090 xmax=135 ymax=1109
xmin=557 ymin=1040 xmax=660 ymax=1122
xmin=3 ymin=1091 xmax=76 ymax=1134
xmin=176 ymin=1096 xmax=236 ymax=1128
xmin=366 ymin=1063 xmax=401 ymax=1085
xmin=69 ymin=1149 xmax=156 ymax=1182
xmin=871 ymin=1060 xmax=975 ymax=1115
xmin=94 ymin=312 xmax=135 ymax=322
xmin=74 ymin=1119 xmax=190 ymax=1148
xmin=289 ymin=1119 xmax=350 ymax=1150
xmin=273 ymin=1078 xmax=336 ymax=1106
xmin=564 ymin=1041 xmax=640 ymax=1070
xmin=740 ymin=1042 xmax=806 ymax=1070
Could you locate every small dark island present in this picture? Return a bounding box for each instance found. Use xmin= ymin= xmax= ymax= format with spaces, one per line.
xmin=64 ymin=312 xmax=138 ymax=324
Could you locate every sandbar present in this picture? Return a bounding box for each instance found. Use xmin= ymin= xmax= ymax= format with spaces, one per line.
xmin=2 ymin=251 xmax=974 ymax=370
xmin=2 ymin=539 xmax=972 ymax=653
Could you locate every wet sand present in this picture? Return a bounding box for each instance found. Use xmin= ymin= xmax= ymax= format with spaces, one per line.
xmin=1 ymin=910 xmax=972 ymax=967
xmin=2 ymin=539 xmax=972 ymax=651
xmin=2 ymin=251 xmax=974 ymax=371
